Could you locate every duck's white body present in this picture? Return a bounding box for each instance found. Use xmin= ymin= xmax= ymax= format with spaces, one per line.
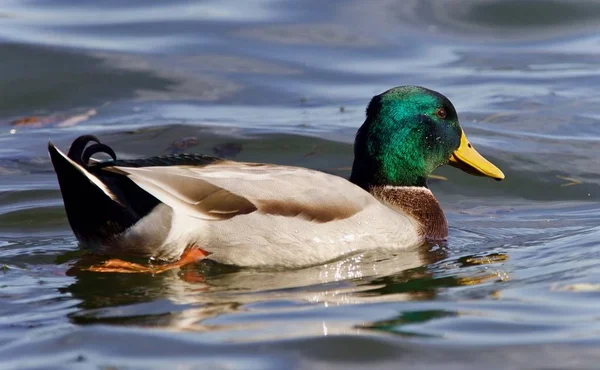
xmin=110 ymin=164 xmax=423 ymax=268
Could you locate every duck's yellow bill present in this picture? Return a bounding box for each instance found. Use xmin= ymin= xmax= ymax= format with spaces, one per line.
xmin=448 ymin=131 xmax=505 ymax=180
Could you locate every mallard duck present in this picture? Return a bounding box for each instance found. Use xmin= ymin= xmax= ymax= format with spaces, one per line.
xmin=48 ymin=86 xmax=504 ymax=273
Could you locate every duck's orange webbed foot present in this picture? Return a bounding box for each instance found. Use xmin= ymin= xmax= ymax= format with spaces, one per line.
xmin=85 ymin=259 xmax=155 ymax=273
xmin=84 ymin=247 xmax=210 ymax=274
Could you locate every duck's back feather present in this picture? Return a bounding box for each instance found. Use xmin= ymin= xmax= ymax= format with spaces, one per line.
xmin=107 ymin=162 xmax=374 ymax=224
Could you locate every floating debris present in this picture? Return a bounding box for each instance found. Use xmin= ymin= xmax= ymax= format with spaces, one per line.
xmin=556 ymin=175 xmax=582 ymax=187
xmin=11 ymin=116 xmax=42 ymax=126
xmin=9 ymin=109 xmax=97 ymax=128
xmin=58 ymin=109 xmax=97 ymax=127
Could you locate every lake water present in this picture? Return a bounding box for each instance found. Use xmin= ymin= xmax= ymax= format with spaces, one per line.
xmin=2 ymin=0 xmax=600 ymax=368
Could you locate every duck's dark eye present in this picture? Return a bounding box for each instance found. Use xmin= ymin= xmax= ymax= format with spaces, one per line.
xmin=435 ymin=108 xmax=447 ymax=119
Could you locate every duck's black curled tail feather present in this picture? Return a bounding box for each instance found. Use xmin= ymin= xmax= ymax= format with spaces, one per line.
xmin=82 ymin=143 xmax=117 ymax=165
xmin=66 ymin=135 xmax=117 ymax=167
xmin=67 ymin=135 xmax=99 ymax=165
xmin=49 ymin=136 xmax=156 ymax=245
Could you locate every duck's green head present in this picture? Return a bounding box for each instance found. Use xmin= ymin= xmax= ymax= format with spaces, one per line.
xmin=350 ymin=86 xmax=504 ymax=188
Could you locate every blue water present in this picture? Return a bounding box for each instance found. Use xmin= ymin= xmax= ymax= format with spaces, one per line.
xmin=2 ymin=0 xmax=600 ymax=369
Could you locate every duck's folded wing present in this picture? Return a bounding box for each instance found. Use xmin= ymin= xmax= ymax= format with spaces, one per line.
xmin=107 ymin=163 xmax=373 ymax=223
